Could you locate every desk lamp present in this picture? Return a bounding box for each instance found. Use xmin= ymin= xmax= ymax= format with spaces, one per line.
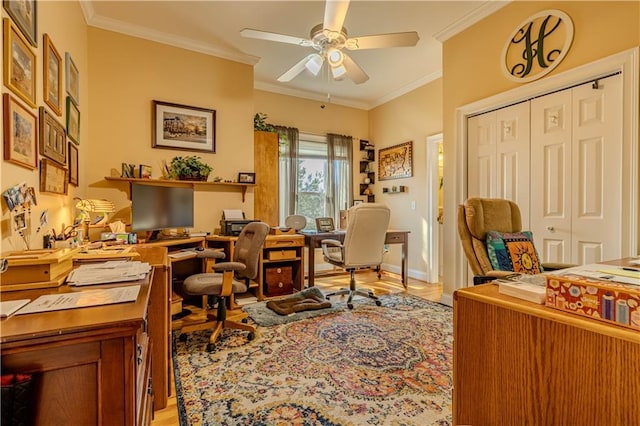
xmin=74 ymin=198 xmax=116 ymax=242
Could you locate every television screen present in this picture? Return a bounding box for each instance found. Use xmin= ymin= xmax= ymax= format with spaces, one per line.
xmin=131 ymin=183 xmax=194 ymax=232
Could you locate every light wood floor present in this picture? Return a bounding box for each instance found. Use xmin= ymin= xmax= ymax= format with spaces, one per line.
xmin=151 ymin=270 xmax=443 ymax=425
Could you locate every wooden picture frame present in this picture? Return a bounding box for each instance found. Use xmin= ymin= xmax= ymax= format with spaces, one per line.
xmin=352 ymin=199 xmax=363 ymax=206
xmin=152 ymin=100 xmax=216 ymax=153
xmin=39 ymin=107 xmax=66 ymax=165
xmin=66 ymin=96 xmax=80 ymax=144
xmin=139 ymin=164 xmax=152 ymax=179
xmin=3 ymin=93 xmax=37 ymax=169
xmin=68 ymin=142 xmax=78 ymax=186
xmin=3 ymin=0 xmax=37 ymax=47
xmin=238 ymin=172 xmax=255 ymax=184
xmin=315 ymin=217 xmax=335 ymax=232
xmin=65 ymin=52 xmax=79 ymax=105
xmin=43 ymin=34 xmax=62 ymax=115
xmin=3 ymin=18 xmax=36 ymax=108
xmin=378 ymin=141 xmax=413 ymax=180
xmin=40 ymin=158 xmax=68 ymax=195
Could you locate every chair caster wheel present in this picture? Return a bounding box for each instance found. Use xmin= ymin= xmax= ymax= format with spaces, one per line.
xmin=241 ymin=318 xmax=248 ymax=324
xmin=326 ymin=296 xmax=331 ymax=301
xmin=375 ymin=300 xmax=382 ymax=306
xmin=247 ymin=332 xmax=255 ymax=341
xmin=347 ymin=303 xmax=353 ymax=309
xmin=179 ymin=333 xmax=188 ymax=342
xmin=206 ymin=343 xmax=215 ymax=352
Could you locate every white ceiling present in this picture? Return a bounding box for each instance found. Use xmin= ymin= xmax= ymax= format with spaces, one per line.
xmin=82 ymin=1 xmax=508 ymax=109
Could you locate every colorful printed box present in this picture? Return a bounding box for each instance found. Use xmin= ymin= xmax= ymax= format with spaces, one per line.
xmin=546 ymin=274 xmax=640 ymax=330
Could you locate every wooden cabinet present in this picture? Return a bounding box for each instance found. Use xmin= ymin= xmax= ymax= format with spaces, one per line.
xmin=254 ymin=130 xmax=279 ymax=225
xmin=359 ymin=140 xmax=375 ymax=202
xmin=0 ymin=249 xmax=169 ymax=425
xmin=453 ymin=284 xmax=640 ymax=425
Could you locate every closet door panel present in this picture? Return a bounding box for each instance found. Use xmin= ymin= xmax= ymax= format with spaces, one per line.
xmin=531 ymin=90 xmax=572 ymax=264
xmin=468 ymin=112 xmax=497 ymax=198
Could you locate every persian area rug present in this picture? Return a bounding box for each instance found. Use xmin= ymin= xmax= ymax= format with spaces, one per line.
xmin=173 ymin=294 xmax=453 ymax=426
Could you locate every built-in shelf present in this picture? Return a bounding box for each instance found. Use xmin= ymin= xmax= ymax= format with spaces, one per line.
xmin=104 ymin=176 xmax=255 ymax=202
xmin=359 ymin=140 xmax=375 ymax=203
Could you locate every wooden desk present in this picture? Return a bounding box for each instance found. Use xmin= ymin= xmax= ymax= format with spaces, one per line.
xmin=0 ymin=247 xmax=169 ymax=425
xmin=303 ymin=230 xmax=409 ymax=288
xmin=453 ymin=283 xmax=640 ymax=425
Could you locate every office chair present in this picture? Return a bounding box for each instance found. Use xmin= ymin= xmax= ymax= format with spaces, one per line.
xmin=180 ymin=222 xmax=269 ymax=352
xmin=458 ymin=197 xmax=573 ymax=284
xmin=321 ymin=203 xmax=390 ymax=309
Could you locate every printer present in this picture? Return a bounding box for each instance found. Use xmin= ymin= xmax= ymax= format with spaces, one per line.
xmin=220 ymin=209 xmax=259 ymax=236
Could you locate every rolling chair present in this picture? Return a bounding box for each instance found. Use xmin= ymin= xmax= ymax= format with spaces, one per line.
xmin=457 ymin=197 xmax=573 ymax=284
xmin=180 ymin=221 xmax=269 ymax=352
xmin=321 ymin=203 xmax=391 ymax=309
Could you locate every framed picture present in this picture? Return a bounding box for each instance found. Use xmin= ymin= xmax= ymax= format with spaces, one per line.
xmin=352 ymin=199 xmax=363 ymax=206
xmin=66 ymin=96 xmax=80 ymax=144
xmin=152 ymin=100 xmax=216 ymax=153
xmin=139 ymin=164 xmax=152 ymax=179
xmin=39 ymin=107 xmax=66 ymax=165
xmin=68 ymin=142 xmax=78 ymax=186
xmin=3 ymin=0 xmax=37 ymax=47
xmin=39 ymin=158 xmax=68 ymax=195
xmin=65 ymin=52 xmax=79 ymax=105
xmin=3 ymin=93 xmax=37 ymax=169
xmin=315 ymin=217 xmax=335 ymax=232
xmin=43 ymin=34 xmax=62 ymax=115
xmin=3 ymin=18 xmax=36 ymax=108
xmin=378 ymin=141 xmax=413 ymax=180
xmin=238 ymin=172 xmax=255 ymax=184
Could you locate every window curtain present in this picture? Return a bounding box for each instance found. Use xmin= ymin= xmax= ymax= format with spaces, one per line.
xmin=327 ymin=133 xmax=353 ymax=220
xmin=276 ymin=126 xmax=299 ymax=224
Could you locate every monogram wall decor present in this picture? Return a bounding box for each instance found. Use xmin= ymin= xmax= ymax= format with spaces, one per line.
xmin=501 ymin=10 xmax=573 ymax=83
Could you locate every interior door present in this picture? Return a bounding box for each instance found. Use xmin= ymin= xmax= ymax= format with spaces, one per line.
xmin=467 ymin=111 xmax=497 ymax=198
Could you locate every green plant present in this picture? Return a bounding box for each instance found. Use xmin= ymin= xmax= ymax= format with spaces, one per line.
xmin=254 ymin=113 xmax=275 ymax=132
xmin=169 ymin=156 xmax=212 ymax=180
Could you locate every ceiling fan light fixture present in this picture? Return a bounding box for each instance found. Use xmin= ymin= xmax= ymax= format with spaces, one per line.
xmin=305 ymin=54 xmax=323 ymax=76
xmin=327 ymin=48 xmax=344 ymax=67
xmin=331 ymin=64 xmax=347 ymax=79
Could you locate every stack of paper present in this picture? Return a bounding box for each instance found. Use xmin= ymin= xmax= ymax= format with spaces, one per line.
xmin=67 ymin=261 xmax=151 ymax=286
xmin=497 ymin=279 xmax=546 ymax=304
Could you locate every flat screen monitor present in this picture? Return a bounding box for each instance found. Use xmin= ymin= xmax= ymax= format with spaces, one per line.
xmin=131 ymin=183 xmax=194 ymax=233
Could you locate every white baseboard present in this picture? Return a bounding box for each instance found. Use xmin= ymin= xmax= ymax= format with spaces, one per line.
xmin=439 ymin=293 xmax=454 ymax=307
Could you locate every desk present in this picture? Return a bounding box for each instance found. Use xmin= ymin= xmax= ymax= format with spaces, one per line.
xmin=303 ymin=230 xmax=409 ymax=288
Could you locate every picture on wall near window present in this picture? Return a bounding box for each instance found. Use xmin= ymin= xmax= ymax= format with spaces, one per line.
xmin=68 ymin=142 xmax=78 ymax=186
xmin=2 ymin=0 xmax=37 ymax=47
xmin=353 ymin=200 xmax=363 ymax=206
xmin=152 ymin=100 xmax=216 ymax=153
xmin=3 ymin=18 xmax=36 ymax=108
xmin=139 ymin=164 xmax=152 ymax=179
xmin=65 ymin=52 xmax=79 ymax=105
xmin=66 ymin=96 xmax=80 ymax=144
xmin=238 ymin=172 xmax=255 ymax=184
xmin=378 ymin=141 xmax=413 ymax=180
xmin=3 ymin=93 xmax=37 ymax=170
xmin=39 ymin=107 xmax=66 ymax=165
xmin=43 ymin=34 xmax=62 ymax=115
xmin=39 ymin=158 xmax=68 ymax=195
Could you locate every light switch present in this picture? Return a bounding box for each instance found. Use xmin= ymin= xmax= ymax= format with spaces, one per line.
xmin=411 ymin=200 xmax=416 ymax=210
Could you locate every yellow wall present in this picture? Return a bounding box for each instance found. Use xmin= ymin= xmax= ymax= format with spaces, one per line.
xmin=1 ymin=1 xmax=87 ymax=251
xmin=369 ymin=79 xmax=443 ymax=278
xmin=441 ymin=1 xmax=640 ymax=296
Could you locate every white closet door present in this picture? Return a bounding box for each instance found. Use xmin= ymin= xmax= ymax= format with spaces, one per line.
xmin=467 ymin=111 xmax=497 ymax=198
xmin=571 ymin=75 xmax=623 ymax=264
xmin=530 ymin=90 xmax=573 ymax=263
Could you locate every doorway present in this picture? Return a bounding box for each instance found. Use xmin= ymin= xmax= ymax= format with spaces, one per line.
xmin=426 ymin=133 xmax=443 ymax=283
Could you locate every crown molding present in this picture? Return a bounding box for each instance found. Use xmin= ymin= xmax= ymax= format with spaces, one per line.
xmin=369 ymin=70 xmax=442 ymax=109
xmin=79 ymin=1 xmax=259 ymax=66
xmin=254 ymin=81 xmax=370 ymax=110
xmin=433 ymin=0 xmax=511 ymax=42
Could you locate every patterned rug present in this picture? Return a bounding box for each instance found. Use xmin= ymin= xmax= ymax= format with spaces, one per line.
xmin=173 ymin=294 xmax=453 ymax=425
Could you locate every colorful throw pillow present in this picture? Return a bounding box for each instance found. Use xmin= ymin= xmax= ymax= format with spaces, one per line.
xmin=486 ymin=230 xmax=543 ymax=274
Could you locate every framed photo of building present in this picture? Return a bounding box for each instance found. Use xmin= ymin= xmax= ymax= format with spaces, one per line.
xmin=68 ymin=142 xmax=78 ymax=186
xmin=152 ymin=100 xmax=216 ymax=153
xmin=2 ymin=0 xmax=37 ymax=47
xmin=40 ymin=158 xmax=68 ymax=195
xmin=65 ymin=52 xmax=79 ymax=105
xmin=3 ymin=18 xmax=36 ymax=108
xmin=66 ymin=96 xmax=80 ymax=144
xmin=39 ymin=107 xmax=66 ymax=165
xmin=378 ymin=141 xmax=413 ymax=180
xmin=3 ymin=93 xmax=37 ymax=170
xmin=43 ymin=34 xmax=62 ymax=115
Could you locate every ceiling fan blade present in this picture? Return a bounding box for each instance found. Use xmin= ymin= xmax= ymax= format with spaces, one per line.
xmin=323 ymin=0 xmax=350 ymax=34
xmin=345 ymin=31 xmax=420 ymax=50
xmin=342 ymin=52 xmax=369 ymax=84
xmin=277 ymin=54 xmax=321 ymax=82
xmin=240 ymin=28 xmax=312 ymax=47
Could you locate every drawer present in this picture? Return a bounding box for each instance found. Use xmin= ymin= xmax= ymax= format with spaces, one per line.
xmin=264 ymin=237 xmax=303 ymax=249
xmin=264 ymin=266 xmax=294 ymax=296
xmin=267 ymin=249 xmax=297 ymax=260
xmin=385 ymin=233 xmax=406 ymax=244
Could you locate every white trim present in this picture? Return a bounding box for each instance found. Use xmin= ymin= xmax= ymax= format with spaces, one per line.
xmin=433 ymin=1 xmax=512 ymax=42
xmin=254 ymin=80 xmax=369 ymax=110
xmin=439 ymin=293 xmax=454 ymax=307
xmin=426 ymin=133 xmax=443 ymax=284
xmin=452 ymin=47 xmax=640 ymax=293
xmin=369 ymin=71 xmax=442 ymax=109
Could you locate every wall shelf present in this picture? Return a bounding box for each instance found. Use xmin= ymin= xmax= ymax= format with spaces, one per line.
xmin=382 ymin=185 xmax=408 ymax=194
xmin=359 ymin=140 xmax=375 ymax=203
xmin=104 ymin=176 xmax=255 ymax=202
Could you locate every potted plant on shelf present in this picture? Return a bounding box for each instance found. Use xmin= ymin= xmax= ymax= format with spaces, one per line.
xmin=254 ymin=113 xmax=275 ymax=132
xmin=169 ymin=156 xmax=212 ymax=181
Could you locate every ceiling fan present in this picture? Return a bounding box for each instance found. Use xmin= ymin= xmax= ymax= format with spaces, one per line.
xmin=240 ymin=0 xmax=420 ymax=85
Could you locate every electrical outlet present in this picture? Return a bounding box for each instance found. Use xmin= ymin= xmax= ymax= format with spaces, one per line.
xmin=411 ymin=200 xmax=416 ymax=210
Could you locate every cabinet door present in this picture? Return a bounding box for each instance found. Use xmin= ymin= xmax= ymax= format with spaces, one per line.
xmin=254 ymin=131 xmax=279 ymax=226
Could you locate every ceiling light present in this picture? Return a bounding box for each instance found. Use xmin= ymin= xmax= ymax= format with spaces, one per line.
xmin=327 ymin=48 xmax=344 ymax=67
xmin=305 ymin=54 xmax=323 ymax=76
xmin=331 ymin=65 xmax=347 ymax=79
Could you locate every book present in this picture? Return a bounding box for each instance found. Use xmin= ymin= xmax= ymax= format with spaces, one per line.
xmin=497 ymin=280 xmax=546 ymax=304
xmin=0 ymin=299 xmax=31 ymax=317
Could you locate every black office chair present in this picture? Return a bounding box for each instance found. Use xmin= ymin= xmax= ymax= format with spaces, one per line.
xmin=180 ymin=222 xmax=269 ymax=352
xmin=321 ymin=203 xmax=391 ymax=309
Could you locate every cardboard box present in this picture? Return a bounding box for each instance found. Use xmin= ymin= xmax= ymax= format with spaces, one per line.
xmin=545 ymin=274 xmax=640 ymax=330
